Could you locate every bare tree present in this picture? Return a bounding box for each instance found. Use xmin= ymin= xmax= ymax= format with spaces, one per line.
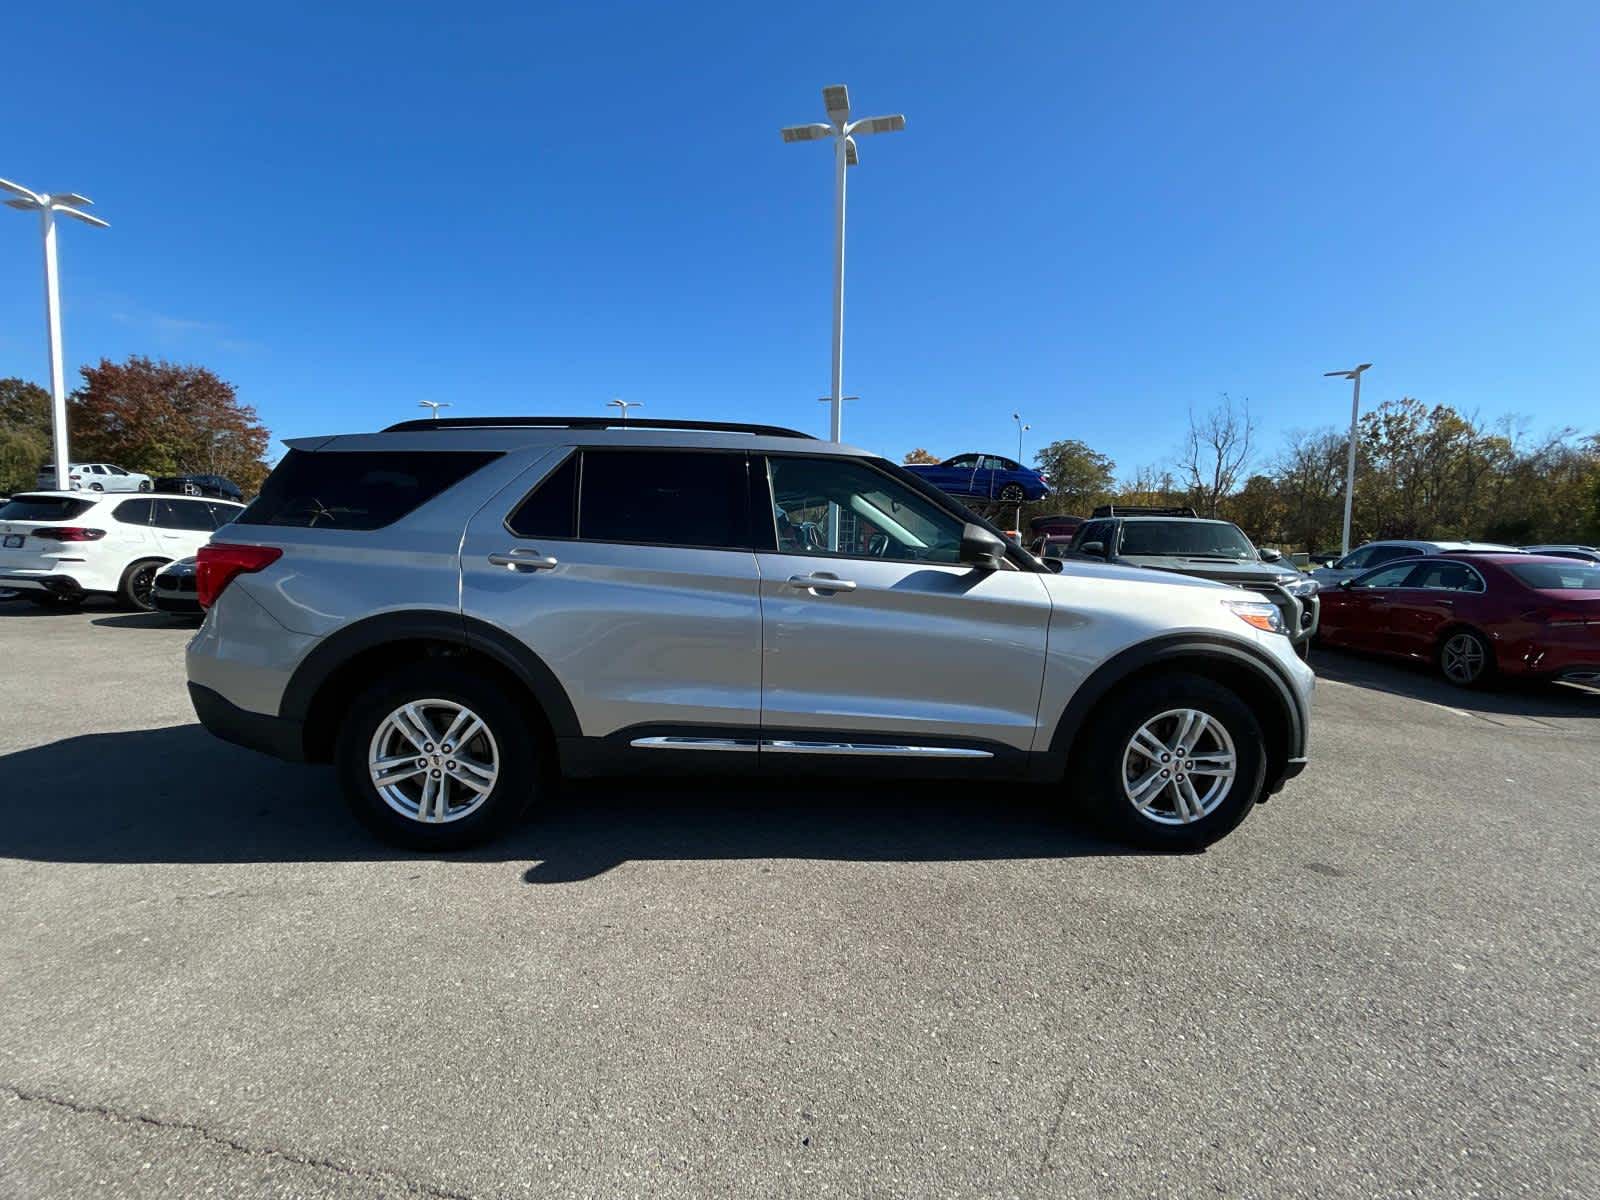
xmin=1179 ymin=394 xmax=1255 ymax=517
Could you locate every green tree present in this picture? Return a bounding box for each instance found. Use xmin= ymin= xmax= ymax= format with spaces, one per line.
xmin=0 ymin=377 xmax=52 ymax=494
xmin=1032 ymin=439 xmax=1115 ymax=513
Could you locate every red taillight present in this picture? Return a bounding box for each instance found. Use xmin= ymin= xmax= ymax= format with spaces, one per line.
xmin=31 ymin=526 xmax=106 ymax=542
xmin=196 ymin=543 xmax=282 ymax=608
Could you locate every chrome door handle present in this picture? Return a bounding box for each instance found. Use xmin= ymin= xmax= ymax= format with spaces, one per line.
xmin=488 ymin=548 xmax=559 ymax=572
xmin=787 ymin=573 xmax=856 ymax=592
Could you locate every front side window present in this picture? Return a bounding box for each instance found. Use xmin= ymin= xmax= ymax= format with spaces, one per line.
xmin=1367 ymin=545 xmax=1418 ymax=566
xmin=206 ymin=502 xmax=241 ymax=529
xmin=1352 ymin=562 xmax=1422 ymax=589
xmin=108 ymin=466 xmax=128 ymax=476
xmin=766 ymin=456 xmax=966 ymax=564
xmin=946 ymin=455 xmax=977 ymax=468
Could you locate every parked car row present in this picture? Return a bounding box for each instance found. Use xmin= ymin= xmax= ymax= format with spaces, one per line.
xmin=1316 ymin=552 xmax=1600 ymax=688
xmin=0 ymin=491 xmax=244 ymax=611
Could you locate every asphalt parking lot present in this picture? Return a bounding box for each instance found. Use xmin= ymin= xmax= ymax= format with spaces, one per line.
xmin=2 ymin=603 xmax=1597 ymax=1199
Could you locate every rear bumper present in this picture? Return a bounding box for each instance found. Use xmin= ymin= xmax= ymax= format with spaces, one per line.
xmin=188 ymin=682 xmax=308 ymax=762
xmin=0 ymin=572 xmax=87 ymax=597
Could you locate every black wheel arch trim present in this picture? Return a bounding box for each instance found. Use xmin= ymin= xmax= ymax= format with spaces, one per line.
xmin=1047 ymin=633 xmax=1307 ymax=765
xmin=277 ymin=609 xmax=581 ymax=738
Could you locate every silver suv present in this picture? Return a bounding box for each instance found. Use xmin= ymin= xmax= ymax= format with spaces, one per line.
xmin=186 ymin=417 xmax=1314 ymax=851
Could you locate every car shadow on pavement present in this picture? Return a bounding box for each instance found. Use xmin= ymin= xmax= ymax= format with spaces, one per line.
xmin=1311 ymin=647 xmax=1600 ymax=719
xmin=91 ymin=612 xmax=201 ymax=630
xmin=0 ymin=724 xmax=1132 ymax=880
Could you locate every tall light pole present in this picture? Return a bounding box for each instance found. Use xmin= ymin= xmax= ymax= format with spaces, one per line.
xmin=782 ymin=84 xmax=905 ymax=444
xmin=607 ymin=398 xmax=642 ymax=422
xmin=417 ymin=400 xmax=451 ymax=419
xmin=1324 ymin=363 xmax=1372 ymax=557
xmin=1013 ymin=412 xmax=1031 ymax=461
xmin=2 ymin=178 xmax=109 ymax=490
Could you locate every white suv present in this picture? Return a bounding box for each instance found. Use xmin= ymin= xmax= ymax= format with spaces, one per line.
xmin=0 ymin=491 xmax=244 ymax=610
xmin=35 ymin=462 xmax=153 ymax=493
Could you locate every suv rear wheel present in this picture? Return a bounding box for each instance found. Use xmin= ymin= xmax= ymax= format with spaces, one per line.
xmin=1076 ymin=672 xmax=1267 ymax=848
xmin=336 ymin=663 xmax=544 ymax=851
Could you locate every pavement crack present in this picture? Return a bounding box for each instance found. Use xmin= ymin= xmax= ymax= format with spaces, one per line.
xmin=2 ymin=1083 xmax=479 ymax=1199
xmin=1031 ymin=1079 xmax=1074 ymax=1191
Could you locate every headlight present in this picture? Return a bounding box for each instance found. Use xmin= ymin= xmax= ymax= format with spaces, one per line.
xmin=1284 ymin=576 xmax=1319 ymax=597
xmin=1224 ymin=598 xmax=1287 ymax=635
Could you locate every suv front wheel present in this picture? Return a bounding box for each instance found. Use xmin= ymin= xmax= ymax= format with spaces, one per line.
xmin=1076 ymin=672 xmax=1267 ymax=849
xmin=336 ymin=663 xmax=544 ymax=851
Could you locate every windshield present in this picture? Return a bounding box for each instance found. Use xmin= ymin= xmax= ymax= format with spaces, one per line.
xmin=1119 ymin=520 xmax=1256 ymax=560
xmin=0 ymin=494 xmax=95 ymax=522
xmin=1510 ymin=562 xmax=1600 ymax=591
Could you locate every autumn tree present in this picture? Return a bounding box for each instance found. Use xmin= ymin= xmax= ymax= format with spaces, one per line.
xmin=903 ymin=448 xmax=940 ymax=464
xmin=0 ymin=377 xmax=52 ymax=494
xmin=71 ymin=357 xmax=272 ymax=495
xmin=1222 ymin=474 xmax=1286 ymax=545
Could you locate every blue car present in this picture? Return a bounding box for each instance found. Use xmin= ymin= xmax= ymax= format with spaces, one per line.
xmin=903 ymin=453 xmax=1051 ymax=504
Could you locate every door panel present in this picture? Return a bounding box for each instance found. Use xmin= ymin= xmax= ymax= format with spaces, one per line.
xmin=757 ymin=555 xmax=1051 ymax=749
xmin=759 ymin=453 xmax=1051 ymax=751
xmin=460 ymin=449 xmax=763 ymax=738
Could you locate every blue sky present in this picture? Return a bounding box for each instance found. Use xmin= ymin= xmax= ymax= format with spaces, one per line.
xmin=2 ymin=1 xmax=1596 ymax=476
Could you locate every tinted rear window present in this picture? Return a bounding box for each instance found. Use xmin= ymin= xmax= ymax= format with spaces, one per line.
xmin=237 ymin=449 xmax=499 ymax=530
xmin=0 ymin=494 xmax=94 ymax=522
xmin=1510 ymin=562 xmax=1600 ymax=591
xmin=578 ymin=450 xmax=748 ymax=549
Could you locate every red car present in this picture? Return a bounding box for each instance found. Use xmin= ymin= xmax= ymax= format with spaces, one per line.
xmin=1317 ymin=552 xmax=1600 ymax=687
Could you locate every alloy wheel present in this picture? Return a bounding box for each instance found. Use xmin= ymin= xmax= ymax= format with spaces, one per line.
xmin=1440 ymin=633 xmax=1487 ymax=684
xmin=1121 ymin=708 xmax=1238 ymax=825
xmin=129 ymin=564 xmax=158 ymax=610
xmin=367 ymin=699 xmax=500 ymax=824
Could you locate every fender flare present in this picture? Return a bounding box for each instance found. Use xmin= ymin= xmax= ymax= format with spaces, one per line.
xmin=1047 ymin=632 xmax=1306 ymax=762
xmin=278 ymin=609 xmax=581 ymax=738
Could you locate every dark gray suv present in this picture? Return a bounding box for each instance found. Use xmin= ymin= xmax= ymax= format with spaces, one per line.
xmin=186 ymin=418 xmax=1314 ymax=852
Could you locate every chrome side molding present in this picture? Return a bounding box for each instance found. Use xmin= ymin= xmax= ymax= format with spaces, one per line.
xmin=629 ymin=736 xmax=993 ymax=759
xmin=760 ymin=740 xmax=992 ymax=758
xmin=629 ymin=736 xmax=759 ymax=752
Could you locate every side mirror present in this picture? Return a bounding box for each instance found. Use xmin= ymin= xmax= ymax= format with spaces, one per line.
xmin=1079 ymin=540 xmax=1106 ymax=559
xmin=959 ymin=523 xmax=1007 ymax=570
xmin=1259 ymin=548 xmax=1283 ymax=562
xmin=1042 ymin=557 xmax=1065 ymax=573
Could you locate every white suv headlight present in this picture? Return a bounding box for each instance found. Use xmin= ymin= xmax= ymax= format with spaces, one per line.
xmin=1224 ymin=598 xmax=1287 ymax=635
xmin=1284 ymin=576 xmax=1319 ymax=597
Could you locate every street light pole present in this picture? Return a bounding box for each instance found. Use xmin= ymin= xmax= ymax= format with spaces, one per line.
xmin=1324 ymin=363 xmax=1372 ymax=557
xmin=782 ymin=85 xmax=906 ymax=445
xmin=2 ymin=178 xmax=108 ymax=490
xmin=1013 ymin=412 xmax=1031 ymax=462
xmin=417 ymin=400 xmax=451 ymax=420
xmin=607 ymin=398 xmax=642 ymax=422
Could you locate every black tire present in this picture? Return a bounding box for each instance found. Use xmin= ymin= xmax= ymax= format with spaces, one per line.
xmin=89 ymin=482 xmax=104 ymax=492
xmin=26 ymin=592 xmax=82 ymax=609
xmin=119 ymin=559 xmax=164 ymax=611
xmin=336 ymin=662 xmax=546 ymax=851
xmin=999 ymin=483 xmax=1026 ymax=504
xmin=1437 ymin=628 xmax=1493 ymax=688
xmin=1074 ymin=671 xmax=1268 ymax=849
xmin=138 ymin=479 xmax=152 ymax=492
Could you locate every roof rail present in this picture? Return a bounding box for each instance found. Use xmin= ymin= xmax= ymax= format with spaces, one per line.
xmin=381 ymin=416 xmax=816 ymax=439
xmin=1090 ymin=504 xmax=1200 ymax=518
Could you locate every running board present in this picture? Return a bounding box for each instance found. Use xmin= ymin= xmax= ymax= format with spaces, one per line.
xmin=629 ymin=736 xmax=991 ymax=759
